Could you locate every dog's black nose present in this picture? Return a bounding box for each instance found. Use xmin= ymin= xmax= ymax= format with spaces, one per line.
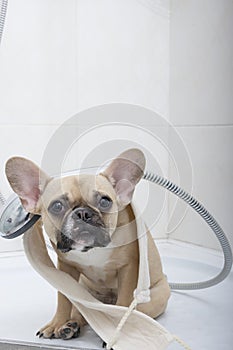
xmin=72 ymin=207 xmax=94 ymax=222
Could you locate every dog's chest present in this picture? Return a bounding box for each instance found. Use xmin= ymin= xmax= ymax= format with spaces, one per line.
xmin=64 ymin=247 xmax=115 ymax=284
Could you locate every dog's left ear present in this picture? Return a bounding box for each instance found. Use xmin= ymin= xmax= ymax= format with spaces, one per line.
xmin=5 ymin=157 xmax=51 ymax=213
xmin=102 ymin=148 xmax=145 ymax=206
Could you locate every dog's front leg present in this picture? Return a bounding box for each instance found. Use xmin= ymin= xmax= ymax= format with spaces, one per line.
xmin=36 ymin=258 xmax=83 ymax=339
xmin=116 ymin=261 xmax=139 ymax=307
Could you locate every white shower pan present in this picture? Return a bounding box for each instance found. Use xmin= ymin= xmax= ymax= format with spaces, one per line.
xmin=0 ymin=240 xmax=232 ymax=350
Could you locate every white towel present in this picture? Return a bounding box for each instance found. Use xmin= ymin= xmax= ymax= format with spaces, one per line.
xmin=23 ymin=214 xmax=176 ymax=350
xmin=131 ymin=203 xmax=151 ymax=304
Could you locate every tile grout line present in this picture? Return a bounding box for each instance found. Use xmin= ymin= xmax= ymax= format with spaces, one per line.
xmin=0 ymin=123 xmax=233 ymax=127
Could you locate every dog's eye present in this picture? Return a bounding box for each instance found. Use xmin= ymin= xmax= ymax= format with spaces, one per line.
xmin=50 ymin=201 xmax=64 ymax=214
xmin=99 ymin=196 xmax=112 ymax=210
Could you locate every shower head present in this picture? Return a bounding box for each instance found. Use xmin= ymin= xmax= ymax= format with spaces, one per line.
xmin=0 ymin=194 xmax=40 ymax=239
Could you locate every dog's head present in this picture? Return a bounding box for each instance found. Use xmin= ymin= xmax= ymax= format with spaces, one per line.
xmin=5 ymin=149 xmax=145 ymax=253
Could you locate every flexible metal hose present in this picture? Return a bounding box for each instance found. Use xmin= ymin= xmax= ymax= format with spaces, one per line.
xmin=0 ymin=0 xmax=8 ymax=44
xmin=0 ymin=192 xmax=5 ymax=206
xmin=143 ymin=171 xmax=232 ymax=290
xmin=1 ymin=169 xmax=232 ymax=289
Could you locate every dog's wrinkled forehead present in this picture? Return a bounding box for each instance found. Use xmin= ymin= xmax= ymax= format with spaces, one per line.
xmin=5 ymin=148 xmax=145 ymax=214
xmin=41 ymin=173 xmax=116 ymax=208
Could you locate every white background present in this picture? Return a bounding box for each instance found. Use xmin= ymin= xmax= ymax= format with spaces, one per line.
xmin=0 ymin=0 xmax=232 ymax=252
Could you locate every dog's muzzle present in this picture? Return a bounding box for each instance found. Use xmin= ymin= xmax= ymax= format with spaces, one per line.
xmin=57 ymin=207 xmax=111 ymax=253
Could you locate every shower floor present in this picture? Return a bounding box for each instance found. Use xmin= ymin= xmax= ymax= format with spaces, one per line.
xmin=0 ymin=240 xmax=232 ymax=350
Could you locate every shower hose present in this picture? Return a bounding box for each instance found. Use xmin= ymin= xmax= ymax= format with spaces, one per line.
xmin=0 ymin=1 xmax=232 ymax=290
xmin=0 ymin=170 xmax=232 ymax=290
xmin=143 ymin=171 xmax=232 ymax=290
xmin=0 ymin=0 xmax=8 ymax=44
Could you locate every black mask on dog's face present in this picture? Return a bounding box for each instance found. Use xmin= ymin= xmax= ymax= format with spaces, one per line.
xmin=46 ymin=183 xmax=114 ymax=253
xmin=38 ymin=173 xmax=119 ymax=253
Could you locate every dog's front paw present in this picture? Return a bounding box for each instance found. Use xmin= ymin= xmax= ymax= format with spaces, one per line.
xmin=102 ymin=341 xmax=113 ymax=349
xmin=36 ymin=320 xmax=80 ymax=340
xmin=58 ymin=321 xmax=80 ymax=340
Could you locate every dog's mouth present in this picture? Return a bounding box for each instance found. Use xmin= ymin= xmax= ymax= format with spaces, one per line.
xmin=56 ymin=206 xmax=111 ymax=253
xmin=69 ymin=230 xmax=96 ymax=252
xmin=57 ymin=234 xmax=109 ymax=253
xmin=55 ymin=230 xmax=93 ymax=253
xmin=57 ymin=224 xmax=111 ymax=253
xmin=56 ymin=232 xmax=74 ymax=253
xmin=57 ymin=242 xmax=94 ymax=253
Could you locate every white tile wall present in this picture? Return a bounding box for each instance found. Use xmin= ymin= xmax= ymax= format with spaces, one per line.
xmin=169 ymin=0 xmax=233 ymax=251
xmin=0 ymin=0 xmax=232 ymax=254
xmin=0 ymin=0 xmax=170 ymax=252
xmin=0 ymin=0 xmax=78 ymax=125
xmin=76 ymin=0 xmax=170 ymax=118
xmin=170 ymin=0 xmax=233 ymax=126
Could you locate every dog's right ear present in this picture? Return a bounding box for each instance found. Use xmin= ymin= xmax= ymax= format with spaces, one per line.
xmin=5 ymin=157 xmax=51 ymax=213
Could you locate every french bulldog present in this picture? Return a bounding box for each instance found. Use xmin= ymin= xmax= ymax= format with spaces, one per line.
xmin=5 ymin=148 xmax=170 ymax=341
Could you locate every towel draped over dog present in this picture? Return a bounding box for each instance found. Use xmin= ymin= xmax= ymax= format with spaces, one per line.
xmin=23 ymin=206 xmax=176 ymax=350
